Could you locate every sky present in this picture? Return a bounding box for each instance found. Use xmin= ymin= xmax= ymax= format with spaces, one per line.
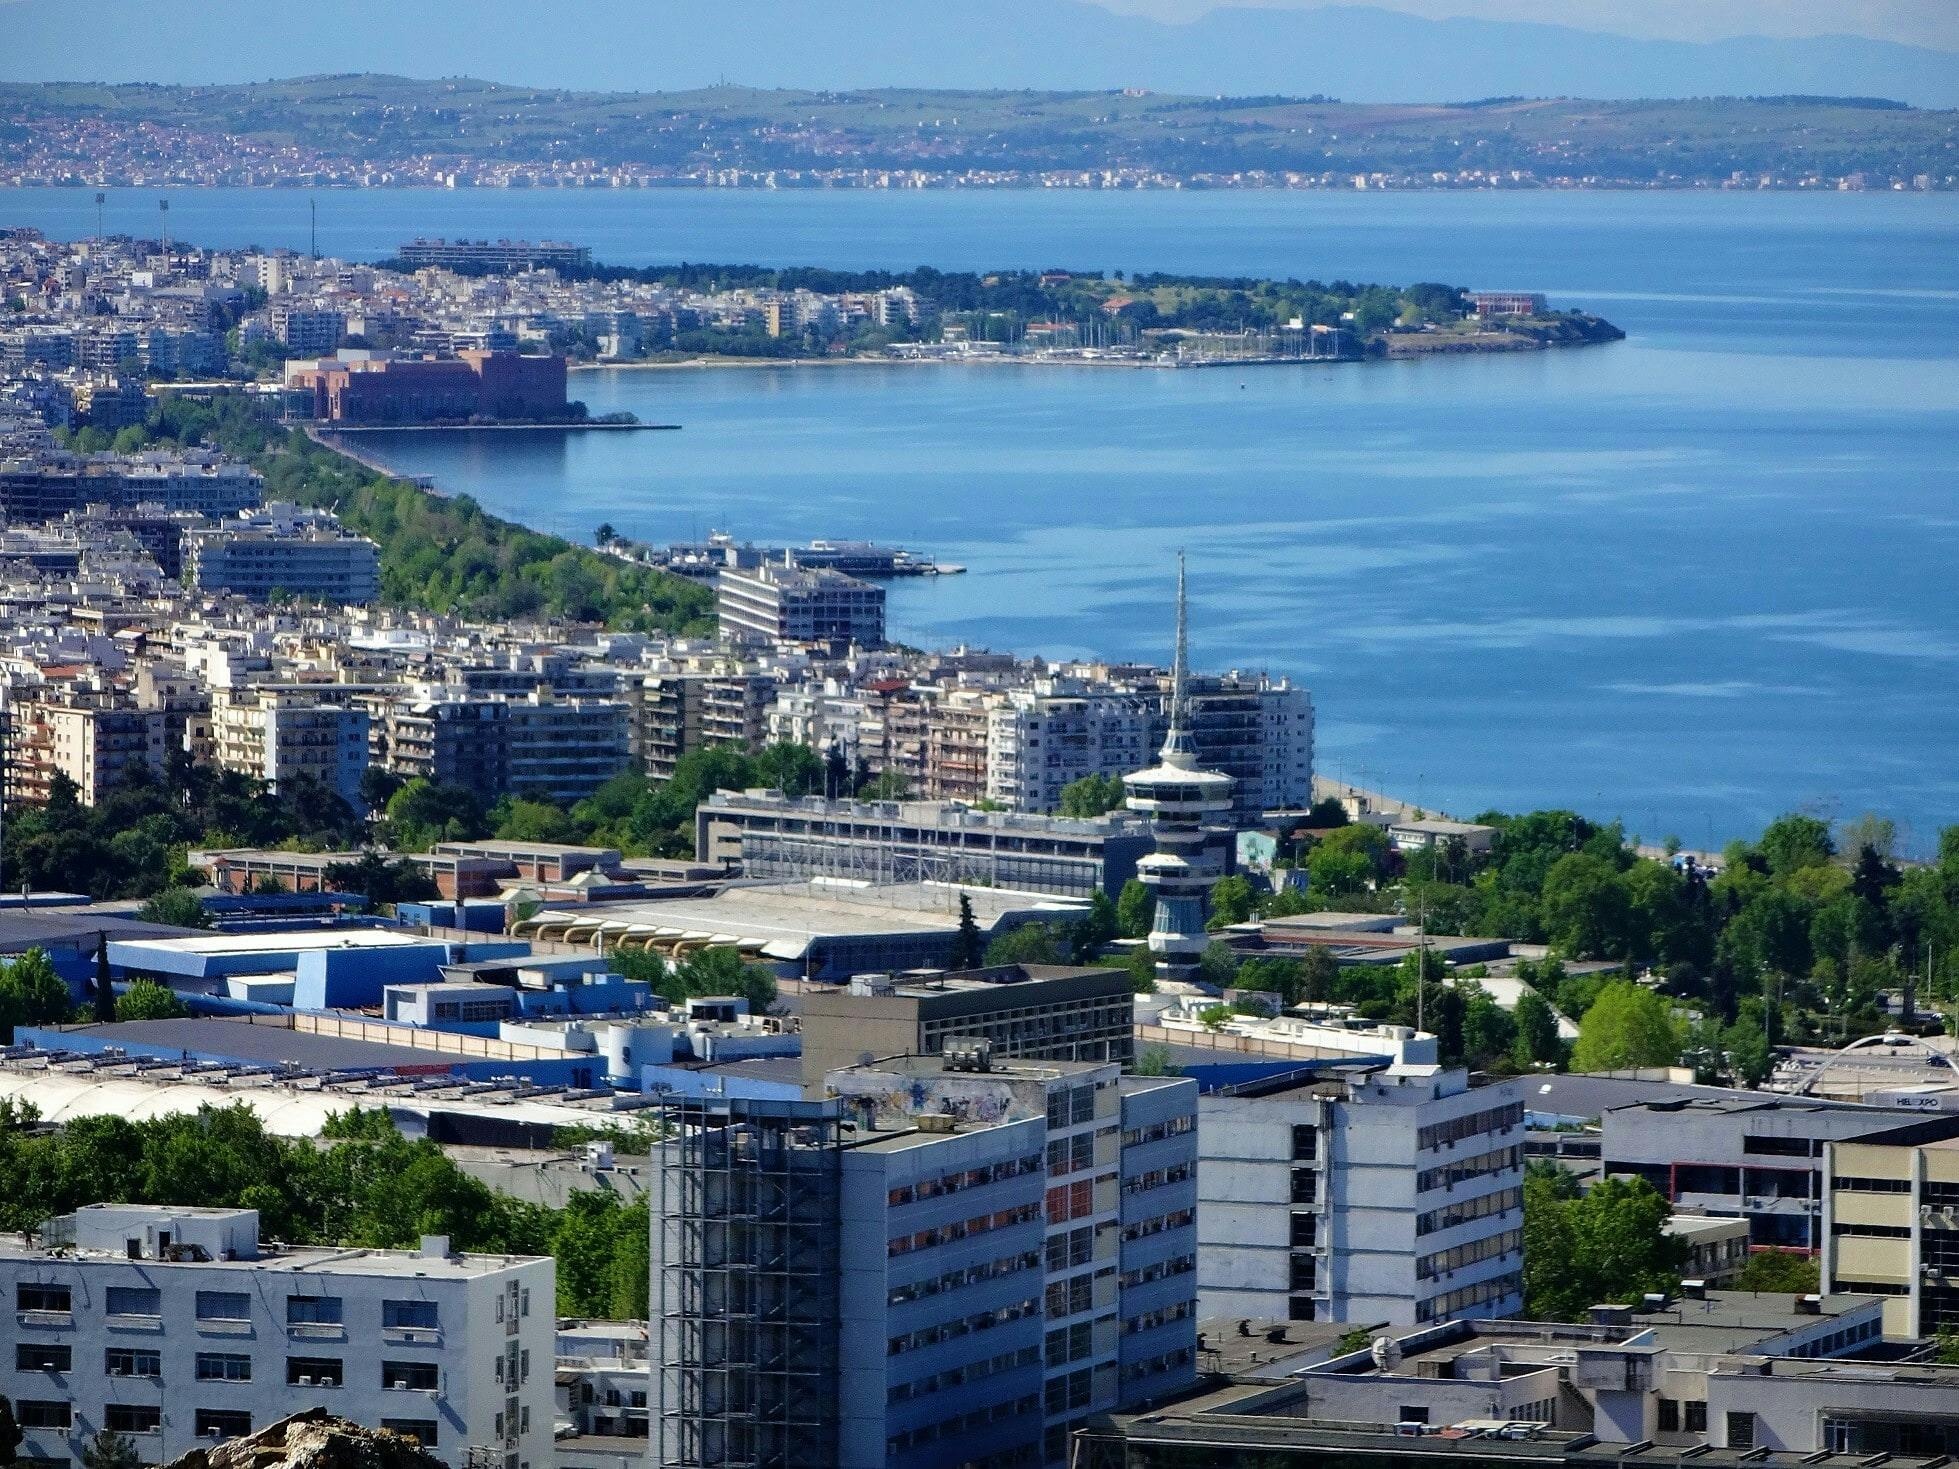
xmin=1098 ymin=0 xmax=1959 ymax=48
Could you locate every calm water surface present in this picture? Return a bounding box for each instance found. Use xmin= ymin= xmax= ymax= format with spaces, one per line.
xmin=6 ymin=187 xmax=1953 ymax=850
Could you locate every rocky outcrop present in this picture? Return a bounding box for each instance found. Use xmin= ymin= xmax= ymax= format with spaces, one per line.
xmin=163 ymin=1412 xmax=444 ymax=1469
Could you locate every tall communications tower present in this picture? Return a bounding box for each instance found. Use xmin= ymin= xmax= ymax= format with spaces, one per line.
xmin=1122 ymin=553 xmax=1234 ymax=983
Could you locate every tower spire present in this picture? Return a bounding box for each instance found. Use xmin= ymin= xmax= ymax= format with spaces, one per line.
xmin=1161 ymin=550 xmax=1197 ymax=768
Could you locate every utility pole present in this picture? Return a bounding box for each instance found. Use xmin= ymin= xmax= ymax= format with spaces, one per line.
xmin=157 ymin=198 xmax=170 ymax=257
xmin=310 ymin=195 xmax=318 ymax=261
xmin=93 ymin=191 xmax=105 ymax=241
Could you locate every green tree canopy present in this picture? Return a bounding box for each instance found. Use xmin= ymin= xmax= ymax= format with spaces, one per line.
xmin=1058 ymin=772 xmax=1126 ymax=818
xmin=1523 ymin=1172 xmax=1685 ymax=1320
xmin=115 ymin=980 xmax=190 ymax=1022
xmin=1570 ymin=981 xmax=1681 ymax=1073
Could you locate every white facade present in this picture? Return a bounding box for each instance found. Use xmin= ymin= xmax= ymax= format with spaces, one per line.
xmin=212 ymin=687 xmax=371 ymax=808
xmin=0 ymin=1205 xmax=553 ymax=1469
xmin=1198 ymin=1067 xmax=1526 ymax=1327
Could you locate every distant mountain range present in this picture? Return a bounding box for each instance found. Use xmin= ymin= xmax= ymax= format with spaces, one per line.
xmin=2 ymin=0 xmax=1956 ymax=109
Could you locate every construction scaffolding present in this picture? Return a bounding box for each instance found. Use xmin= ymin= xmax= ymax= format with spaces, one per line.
xmin=653 ymin=1095 xmax=843 ymax=1469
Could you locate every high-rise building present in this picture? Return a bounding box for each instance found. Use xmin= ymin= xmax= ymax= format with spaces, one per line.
xmin=0 ymin=1205 xmax=553 ymax=1468
xmin=184 ymin=503 xmax=381 ymax=604
xmin=1197 ymin=1064 xmax=1527 ymax=1327
xmin=211 ymin=687 xmax=370 ymax=808
xmin=1122 ymin=557 xmax=1234 ymax=984
xmin=0 ymin=685 xmax=166 ymax=806
xmin=651 ymin=1049 xmax=1198 ymax=1469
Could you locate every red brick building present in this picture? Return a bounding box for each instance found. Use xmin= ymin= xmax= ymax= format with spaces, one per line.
xmin=287 ymin=350 xmax=569 ymax=424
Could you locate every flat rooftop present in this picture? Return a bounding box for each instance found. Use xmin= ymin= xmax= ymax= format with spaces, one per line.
xmin=0 ymin=1229 xmax=538 ymax=1280
xmin=113 ymin=928 xmax=437 ymax=955
xmin=40 ymin=1016 xmax=464 ymax=1073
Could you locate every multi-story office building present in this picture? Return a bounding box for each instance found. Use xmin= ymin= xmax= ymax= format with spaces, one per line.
xmin=652 ymin=1048 xmax=1197 ymax=1469
xmin=1198 ymin=1064 xmax=1528 ymax=1326
xmin=212 ymin=687 xmax=371 ymax=808
xmin=797 ymin=965 xmax=1139 ymax=1086
xmin=1605 ymin=1095 xmax=1912 ymax=1252
xmin=695 ymin=790 xmax=1158 ymax=897
xmin=377 ymin=690 xmax=512 ymax=802
xmin=185 ymin=504 xmax=381 ymax=603
xmin=0 ymin=685 xmax=166 ymax=806
xmin=1823 ymin=1114 xmax=1959 ymax=1338
xmin=269 ymin=305 xmax=346 ymax=354
xmin=0 ymin=1204 xmax=553 ymax=1469
xmin=504 ymin=692 xmax=632 ymax=804
xmin=718 ymin=562 xmax=886 ymax=651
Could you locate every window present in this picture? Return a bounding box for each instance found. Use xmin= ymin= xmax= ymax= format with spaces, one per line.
xmin=16 ymin=1283 xmax=70 ymax=1313
xmin=287 ymin=1294 xmax=343 ymax=1325
xmin=15 ymin=1344 xmax=69 ymax=1372
xmin=1658 ymin=1398 xmax=1679 ymax=1433
xmin=1290 ymin=1213 xmax=1317 ymax=1247
xmin=196 ymin=1291 xmax=251 ymax=1322
xmin=1685 ymin=1401 xmax=1707 ymax=1433
xmin=1291 ymin=1124 xmax=1318 ymax=1161
xmin=1398 ymin=1407 xmax=1430 ymax=1425
xmin=106 ymin=1406 xmax=161 ymax=1434
xmin=1727 ymin=1412 xmax=1756 ymax=1449
xmin=384 ymin=1300 xmax=439 ymax=1330
xmin=288 ymin=1357 xmax=344 ymax=1387
xmin=196 ymin=1410 xmax=252 ymax=1440
xmin=106 ymin=1285 xmax=162 ymax=1316
xmin=18 ymin=1403 xmax=71 ymax=1429
xmin=107 ymin=1347 xmax=162 ymax=1377
xmin=382 ymin=1423 xmax=438 ymax=1448
xmin=195 ymin=1353 xmax=251 ymax=1382
xmin=384 ymin=1361 xmax=439 ymax=1390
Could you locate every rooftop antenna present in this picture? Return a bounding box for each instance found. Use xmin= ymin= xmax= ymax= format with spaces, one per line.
xmin=93 ymin=191 xmax=105 ymax=242
xmin=310 ymin=196 xmax=318 ymax=261
xmin=157 ymin=198 xmax=170 ymax=258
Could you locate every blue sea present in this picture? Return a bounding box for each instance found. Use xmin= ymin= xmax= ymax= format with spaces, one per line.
xmin=6 ymin=186 xmax=1955 ymax=852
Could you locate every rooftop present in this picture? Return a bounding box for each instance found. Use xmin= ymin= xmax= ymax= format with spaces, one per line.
xmin=111 ymin=927 xmax=436 ymax=956
xmin=29 ymin=1015 xmax=464 ymax=1073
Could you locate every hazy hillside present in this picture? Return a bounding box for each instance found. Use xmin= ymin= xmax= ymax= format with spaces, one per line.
xmin=1 ymin=0 xmax=1956 ymax=108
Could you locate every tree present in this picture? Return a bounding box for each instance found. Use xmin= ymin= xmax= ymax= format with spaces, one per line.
xmin=82 ymin=1432 xmax=139 ymax=1469
xmin=1207 ymin=875 xmax=1255 ymax=929
xmin=1058 ymin=773 xmax=1125 ymax=818
xmin=1512 ymin=987 xmax=1564 ymax=1068
xmin=1539 ymin=852 xmax=1631 ymax=959
xmin=1295 ymin=946 xmax=1339 ymax=1007
xmin=137 ymin=887 xmax=211 ymax=929
xmin=858 ymin=769 xmax=910 ymax=801
xmin=985 ymin=922 xmax=1067 ymax=967
xmin=1197 ymin=1004 xmax=1232 ymax=1032
xmin=952 ymin=894 xmax=984 ymax=970
xmin=1731 ymin=1249 xmax=1818 ymax=1294
xmin=1116 ymin=879 xmax=1154 ymax=940
xmin=1569 ymin=981 xmax=1680 ymax=1073
xmin=1130 ymin=1045 xmax=1181 ymax=1077
xmin=92 ymin=932 xmax=115 ymax=1021
xmin=116 ymin=980 xmax=190 ymax=1022
xmin=1523 ymin=1173 xmax=1684 ymax=1320
xmin=1072 ymin=889 xmax=1118 ymax=962
xmin=1758 ymin=812 xmax=1835 ymax=876
xmin=0 ymin=1395 xmax=22 ymax=1469
xmin=0 ymin=949 xmax=71 ymax=1042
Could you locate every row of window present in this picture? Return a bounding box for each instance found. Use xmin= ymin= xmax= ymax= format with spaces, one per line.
xmin=1122 ymin=1209 xmax=1194 ymax=1243
xmin=885 ymin=1395 xmax=1039 ymax=1458
xmin=1417 ymin=1227 xmax=1522 ymax=1282
xmin=14 ymin=1344 xmax=436 ymax=1389
xmin=14 ymin=1283 xmax=444 ymax=1330
xmin=1049 ymin=1133 xmax=1097 ymax=1178
xmin=889 ymin=1203 xmax=1042 ymax=1258
xmin=1047 ymin=1225 xmax=1099 ymax=1274
xmin=1045 ymin=1271 xmax=1103 ymax=1322
xmin=1417 ymin=1144 xmax=1522 ymax=1194
xmin=1417 ymin=1101 xmax=1524 ymax=1153
xmin=1046 ymin=1179 xmax=1103 ymax=1226
xmin=1416 ymin=1186 xmax=1522 ymax=1238
xmin=1123 ymin=1163 xmax=1193 ymax=1197
xmin=1833 ymin=1221 xmax=1911 ymax=1239
xmin=1121 ymin=1253 xmax=1196 ymax=1290
xmin=1046 ymin=1319 xmax=1102 ymax=1367
xmin=1044 ymin=1366 xmax=1097 ymax=1417
xmin=1123 ymin=1300 xmax=1193 ymax=1336
xmin=1416 ymin=1268 xmax=1523 ymax=1323
xmin=1121 ymin=1346 xmax=1194 ymax=1385
xmin=888 ymin=1297 xmax=1040 ymax=1357
xmin=888 ymin=1345 xmax=1040 ymax=1405
xmin=1785 ymin=1315 xmax=1882 ymax=1358
xmin=888 ymin=1248 xmax=1042 ymax=1307
xmin=885 ymin=1154 xmax=1042 ymax=1208
xmin=1045 ymin=1085 xmax=1105 ymax=1130
xmin=1122 ymin=1115 xmax=1196 ymax=1148
xmin=1834 ymin=1175 xmax=1911 ymax=1194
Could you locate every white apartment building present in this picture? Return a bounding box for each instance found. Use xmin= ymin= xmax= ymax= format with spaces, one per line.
xmin=984 ymin=686 xmax=1154 ymax=813
xmin=1197 ymin=1064 xmax=1527 ymax=1327
xmin=184 ymin=503 xmax=380 ymax=604
xmin=212 ymin=687 xmax=371 ymax=808
xmin=504 ymin=691 xmax=632 ymax=804
xmin=0 ymin=1205 xmax=553 ymax=1469
xmin=717 ymin=562 xmax=886 ymax=651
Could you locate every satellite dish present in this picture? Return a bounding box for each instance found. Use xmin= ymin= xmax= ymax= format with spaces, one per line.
xmin=1371 ymin=1337 xmax=1403 ymax=1371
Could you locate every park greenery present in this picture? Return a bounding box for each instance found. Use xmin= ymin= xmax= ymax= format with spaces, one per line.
xmin=0 ymin=1102 xmax=651 ymax=1318
xmin=74 ymin=396 xmax=714 ymax=632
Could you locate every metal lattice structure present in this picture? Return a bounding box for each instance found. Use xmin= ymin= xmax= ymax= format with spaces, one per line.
xmin=653 ymin=1096 xmax=843 ymax=1469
